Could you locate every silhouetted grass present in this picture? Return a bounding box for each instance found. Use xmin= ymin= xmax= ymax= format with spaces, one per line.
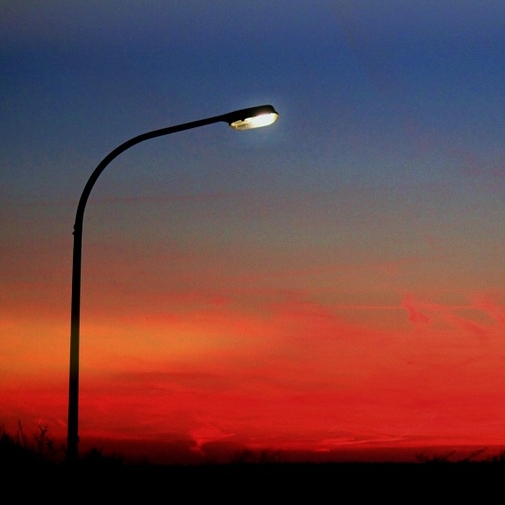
xmin=2 ymin=422 xmax=505 ymax=498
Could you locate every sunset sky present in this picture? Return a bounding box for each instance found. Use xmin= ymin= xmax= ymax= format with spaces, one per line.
xmin=2 ymin=1 xmax=505 ymax=464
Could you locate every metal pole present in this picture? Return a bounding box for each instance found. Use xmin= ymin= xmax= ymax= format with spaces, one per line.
xmin=66 ymin=105 xmax=278 ymax=462
xmin=66 ymin=114 xmax=227 ymax=462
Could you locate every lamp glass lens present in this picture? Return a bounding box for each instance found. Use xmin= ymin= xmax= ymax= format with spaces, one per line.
xmin=230 ymin=112 xmax=278 ymax=130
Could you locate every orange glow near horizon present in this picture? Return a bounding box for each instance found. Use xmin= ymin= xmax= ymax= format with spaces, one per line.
xmin=3 ymin=264 xmax=505 ymax=463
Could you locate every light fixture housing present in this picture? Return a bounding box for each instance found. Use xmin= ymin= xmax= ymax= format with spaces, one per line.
xmin=226 ymin=104 xmax=279 ymax=131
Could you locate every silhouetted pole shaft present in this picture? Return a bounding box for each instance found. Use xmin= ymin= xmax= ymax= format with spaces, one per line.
xmin=67 ymin=104 xmax=278 ymax=462
xmin=67 ymin=114 xmax=229 ymax=462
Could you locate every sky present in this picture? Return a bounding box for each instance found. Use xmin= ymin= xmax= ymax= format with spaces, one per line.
xmin=1 ymin=0 xmax=505 ymax=464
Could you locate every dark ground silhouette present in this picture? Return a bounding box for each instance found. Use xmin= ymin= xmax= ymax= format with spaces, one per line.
xmin=2 ymin=425 xmax=504 ymax=500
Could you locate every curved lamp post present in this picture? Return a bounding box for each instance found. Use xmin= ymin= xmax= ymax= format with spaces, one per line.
xmin=67 ymin=104 xmax=279 ymax=462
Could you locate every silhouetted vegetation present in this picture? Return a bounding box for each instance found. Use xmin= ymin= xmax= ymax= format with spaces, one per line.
xmin=0 ymin=421 xmax=61 ymax=469
xmin=230 ymin=447 xmax=282 ymax=464
xmin=414 ymin=447 xmax=489 ymax=464
xmin=0 ymin=421 xmax=126 ymax=475
xmin=1 ymin=420 xmax=505 ymax=494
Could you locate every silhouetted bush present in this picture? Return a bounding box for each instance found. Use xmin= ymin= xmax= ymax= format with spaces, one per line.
xmin=231 ymin=448 xmax=282 ymax=464
xmin=0 ymin=422 xmax=59 ymax=468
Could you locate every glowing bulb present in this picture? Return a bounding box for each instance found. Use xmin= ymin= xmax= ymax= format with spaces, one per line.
xmin=229 ymin=112 xmax=279 ymax=131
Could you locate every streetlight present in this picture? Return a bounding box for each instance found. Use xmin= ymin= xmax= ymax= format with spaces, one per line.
xmin=66 ymin=104 xmax=279 ymax=462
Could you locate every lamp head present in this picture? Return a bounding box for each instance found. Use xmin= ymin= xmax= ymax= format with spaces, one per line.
xmin=226 ymin=104 xmax=279 ymax=131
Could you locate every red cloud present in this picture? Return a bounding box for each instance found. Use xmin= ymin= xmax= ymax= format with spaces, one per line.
xmin=401 ymin=295 xmax=430 ymax=326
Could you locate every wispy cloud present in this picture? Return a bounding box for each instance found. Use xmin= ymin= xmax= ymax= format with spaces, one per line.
xmin=401 ymin=294 xmax=431 ymax=326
